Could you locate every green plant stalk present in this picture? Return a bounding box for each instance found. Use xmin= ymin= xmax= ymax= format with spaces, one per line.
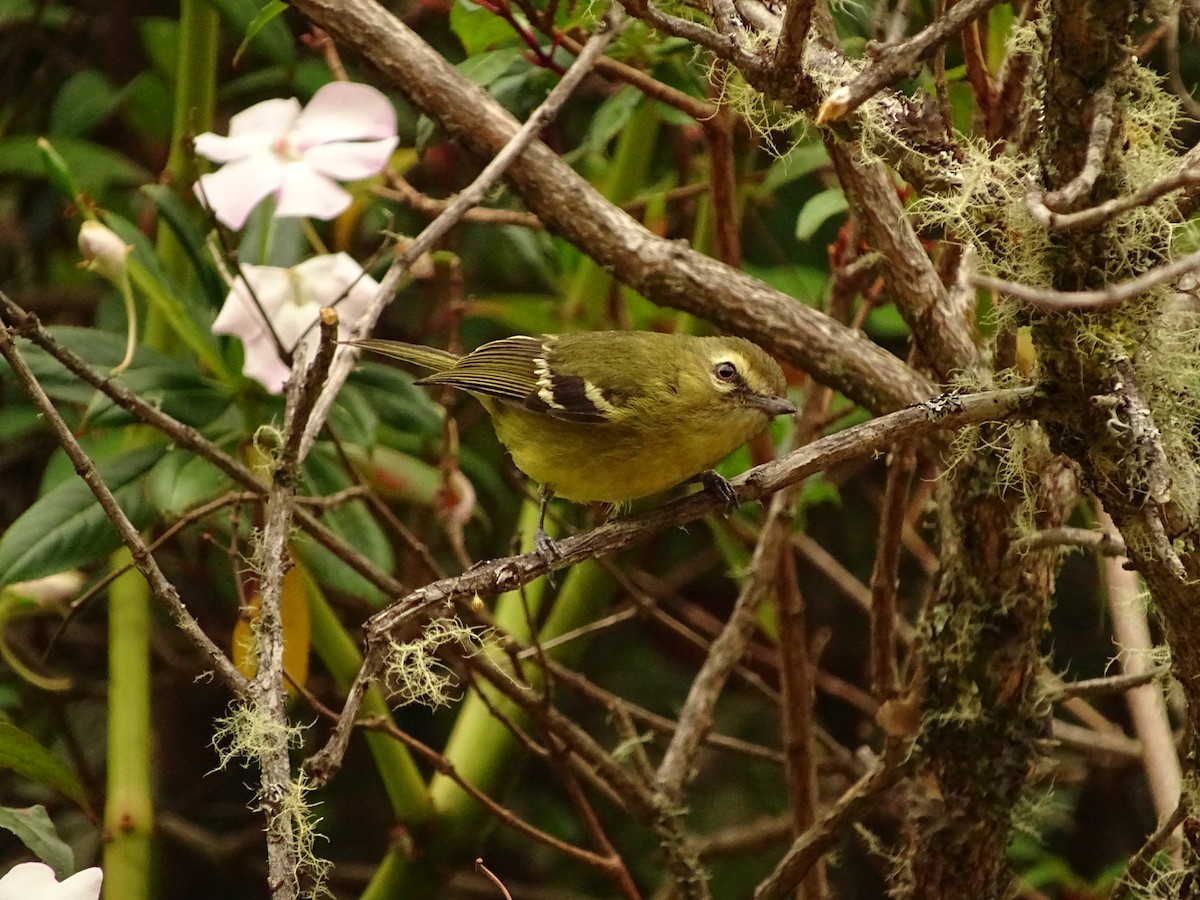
xmin=149 ymin=0 xmax=219 ymax=348
xmin=111 ymin=267 xmax=137 ymax=376
xmin=102 ymin=547 xmax=154 ymax=900
xmin=425 ymin=504 xmax=616 ymax=855
xmin=563 ymin=100 xmax=661 ymax=327
xmin=302 ymin=570 xmax=432 ymax=822
xmin=360 ymin=500 xmax=616 ymax=899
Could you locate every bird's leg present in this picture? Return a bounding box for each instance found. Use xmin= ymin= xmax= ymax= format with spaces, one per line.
xmin=534 ymin=485 xmax=559 ymax=569
xmin=699 ymin=469 xmax=739 ymax=514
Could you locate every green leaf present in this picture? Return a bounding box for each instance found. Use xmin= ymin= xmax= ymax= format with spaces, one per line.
xmin=451 ymin=0 xmax=516 ymax=56
xmin=145 ymin=451 xmax=233 ymax=518
xmin=795 ymin=187 xmax=848 ymax=241
xmin=141 ymin=184 xmax=226 ymax=305
xmin=210 ymin=0 xmax=294 ymax=66
xmin=0 ymin=805 xmax=75 ymax=878
xmin=0 ymin=136 xmax=148 ymax=198
xmin=347 ymin=363 xmax=444 ymax=439
xmin=457 ymin=49 xmax=524 ymax=88
xmin=758 ymin=141 xmax=831 ymax=196
xmin=0 ymin=445 xmax=163 ymax=588
xmin=137 ymin=17 xmax=179 ymax=82
xmin=123 ymin=71 xmax=173 ymax=142
xmin=327 ymin=383 xmax=380 ymax=448
xmin=0 ymin=726 xmax=88 ymax=812
xmin=586 ymin=85 xmax=643 ymax=153
xmin=87 ymin=357 xmax=230 ymax=430
xmin=50 ymin=70 xmax=122 ymax=138
xmin=295 ymin=446 xmax=393 ymax=604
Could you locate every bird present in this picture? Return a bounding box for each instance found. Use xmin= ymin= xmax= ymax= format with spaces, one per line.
xmin=351 ymin=331 xmax=796 ymax=561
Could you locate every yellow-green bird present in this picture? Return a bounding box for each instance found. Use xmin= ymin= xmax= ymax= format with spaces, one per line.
xmin=352 ymin=331 xmax=795 ymax=559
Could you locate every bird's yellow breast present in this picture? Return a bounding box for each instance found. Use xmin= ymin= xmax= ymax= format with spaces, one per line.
xmin=487 ymin=401 xmax=772 ymax=503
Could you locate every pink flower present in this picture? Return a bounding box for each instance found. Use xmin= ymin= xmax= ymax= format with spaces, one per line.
xmin=0 ymin=862 xmax=102 ymax=900
xmin=214 ymin=253 xmax=378 ymax=393
xmin=194 ymin=82 xmax=398 ymax=230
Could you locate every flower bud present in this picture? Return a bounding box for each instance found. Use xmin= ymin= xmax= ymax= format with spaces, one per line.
xmin=78 ymin=220 xmax=131 ymax=283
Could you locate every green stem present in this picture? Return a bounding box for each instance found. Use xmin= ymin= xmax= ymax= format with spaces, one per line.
xmin=101 ymin=547 xmax=153 ymax=900
xmin=149 ymin=0 xmax=219 ymax=348
xmin=361 ymin=499 xmax=608 ymax=899
xmin=426 ymin=500 xmax=615 ymax=857
xmin=111 ymin=269 xmax=137 ymax=376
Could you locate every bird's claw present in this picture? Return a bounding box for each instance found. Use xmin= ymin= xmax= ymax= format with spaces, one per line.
xmin=534 ymin=527 xmax=559 ymax=585
xmin=701 ymin=470 xmax=739 ymax=514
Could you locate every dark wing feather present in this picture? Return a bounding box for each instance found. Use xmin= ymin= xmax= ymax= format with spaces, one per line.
xmin=416 ymin=335 xmax=547 ymax=405
xmin=419 ymin=335 xmax=614 ymax=424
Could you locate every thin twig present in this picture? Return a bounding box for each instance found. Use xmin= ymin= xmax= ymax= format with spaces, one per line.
xmin=656 ymin=490 xmax=793 ymax=798
xmin=1028 ymin=162 xmax=1200 ymax=230
xmin=1052 ymin=667 xmax=1170 ymax=700
xmin=1029 ymin=88 xmax=1115 ymax=214
xmin=1108 ymin=801 xmax=1189 ymax=900
xmin=869 ymin=443 xmax=914 ymax=700
xmin=1098 ymin=504 xmax=1182 ymax=843
xmin=340 ymin=714 xmax=623 ymax=873
xmin=773 ymin=0 xmax=816 ymax=80
xmin=475 ymin=859 xmax=514 ymax=900
xmin=253 ymin=309 xmax=341 ymax=899
xmin=1019 ymin=526 xmax=1127 ymax=556
xmin=775 ymin=515 xmax=828 ymax=899
xmin=753 ymin=749 xmax=912 ymax=900
xmin=973 ymin=247 xmax=1200 ymax=311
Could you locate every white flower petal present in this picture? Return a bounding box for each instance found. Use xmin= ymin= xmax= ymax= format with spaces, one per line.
xmin=323 ymin=259 xmax=379 ymax=326
xmin=0 ymin=863 xmax=102 ymax=900
xmin=227 ymin=97 xmax=302 ymax=140
xmin=290 ymin=82 xmax=397 ymax=148
xmin=239 ymin=331 xmax=292 ymax=394
xmin=292 ymin=253 xmax=363 ymax=296
xmin=294 ymin=254 xmax=376 ymax=325
xmin=237 ymin=265 xmax=297 ymax=320
xmin=56 ymin=868 xmax=103 ymax=900
xmin=273 ymin=164 xmax=351 ymax=221
xmin=302 ymin=137 xmax=398 ymax=181
xmin=193 ymin=130 xmax=274 ymax=164
xmin=0 ymin=862 xmax=58 ymax=899
xmin=213 ymin=265 xmax=293 ymax=341
xmin=195 ymin=154 xmax=285 ymax=230
xmin=271 ymin=298 xmax=323 ymax=350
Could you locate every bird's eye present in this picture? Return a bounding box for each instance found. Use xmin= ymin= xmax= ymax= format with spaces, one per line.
xmin=714 ymin=361 xmax=738 ymax=382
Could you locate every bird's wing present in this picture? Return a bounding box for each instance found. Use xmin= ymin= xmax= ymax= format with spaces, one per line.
xmin=419 ymin=335 xmax=614 ymax=424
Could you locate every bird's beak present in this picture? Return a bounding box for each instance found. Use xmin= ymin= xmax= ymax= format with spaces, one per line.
xmin=747 ymin=394 xmax=797 ymax=417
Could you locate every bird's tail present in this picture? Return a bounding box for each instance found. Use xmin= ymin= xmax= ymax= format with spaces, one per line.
xmin=349 ymin=339 xmax=460 ymax=374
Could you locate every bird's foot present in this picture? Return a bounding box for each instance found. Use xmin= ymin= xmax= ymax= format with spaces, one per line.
xmin=534 ymin=526 xmax=559 ymax=585
xmin=700 ymin=470 xmax=739 ymax=514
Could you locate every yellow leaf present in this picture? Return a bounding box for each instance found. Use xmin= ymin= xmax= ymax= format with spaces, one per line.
xmin=231 ymin=562 xmax=311 ymax=697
